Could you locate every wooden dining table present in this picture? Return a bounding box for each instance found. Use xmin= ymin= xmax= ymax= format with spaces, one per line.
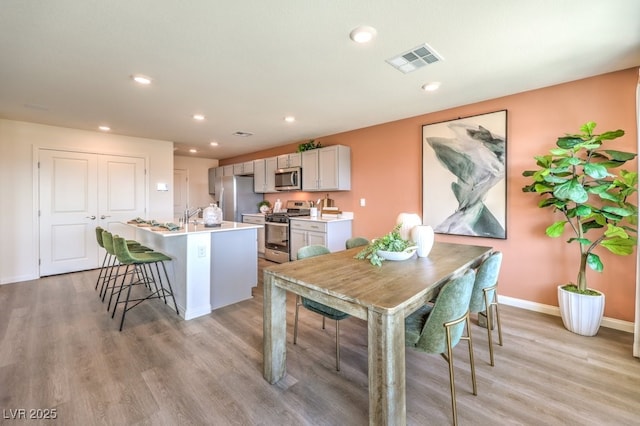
xmin=262 ymin=241 xmax=493 ymax=425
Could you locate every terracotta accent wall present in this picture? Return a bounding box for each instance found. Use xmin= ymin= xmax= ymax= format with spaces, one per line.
xmin=223 ymin=68 xmax=639 ymax=321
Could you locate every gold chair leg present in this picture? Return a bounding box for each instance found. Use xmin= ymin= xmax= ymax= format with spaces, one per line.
xmin=444 ymin=326 xmax=458 ymax=426
xmin=483 ymin=285 xmax=503 ymax=366
xmin=465 ymin=315 xmax=477 ymax=396
xmin=494 ymin=293 xmax=503 ymax=347
xmin=443 ymin=311 xmax=477 ymax=426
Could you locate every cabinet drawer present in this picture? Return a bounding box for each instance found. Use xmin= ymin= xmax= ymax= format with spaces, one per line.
xmin=290 ymin=220 xmax=327 ymax=233
xmin=242 ymin=216 xmax=265 ymax=225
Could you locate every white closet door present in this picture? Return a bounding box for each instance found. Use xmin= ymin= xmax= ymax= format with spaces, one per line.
xmin=98 ymin=155 xmax=146 ymax=240
xmin=39 ymin=150 xmax=146 ymax=276
xmin=39 ymin=150 xmax=99 ymax=275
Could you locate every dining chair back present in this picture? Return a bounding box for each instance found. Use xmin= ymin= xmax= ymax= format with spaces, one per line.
xmin=294 ymin=244 xmax=350 ymax=371
xmin=469 ymin=251 xmax=503 ymax=366
xmin=345 ymin=237 xmax=369 ymax=249
xmin=405 ymin=268 xmax=477 ymax=426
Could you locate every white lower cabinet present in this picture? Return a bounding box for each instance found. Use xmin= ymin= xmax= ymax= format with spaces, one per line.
xmin=289 ymin=218 xmax=352 ymax=261
xmin=242 ymin=214 xmax=265 ymax=256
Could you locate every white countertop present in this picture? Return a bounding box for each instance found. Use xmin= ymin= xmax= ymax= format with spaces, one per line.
xmin=125 ymin=221 xmax=261 ymax=237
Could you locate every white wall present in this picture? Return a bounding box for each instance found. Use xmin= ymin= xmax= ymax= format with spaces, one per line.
xmin=173 ymin=155 xmax=219 ymax=210
xmin=0 ymin=119 xmax=174 ymax=284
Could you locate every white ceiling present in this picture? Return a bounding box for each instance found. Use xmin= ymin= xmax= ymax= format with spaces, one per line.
xmin=1 ymin=1 xmax=639 ymax=160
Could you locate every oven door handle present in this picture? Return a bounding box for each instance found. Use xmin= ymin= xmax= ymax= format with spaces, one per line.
xmin=265 ymin=222 xmax=289 ymax=227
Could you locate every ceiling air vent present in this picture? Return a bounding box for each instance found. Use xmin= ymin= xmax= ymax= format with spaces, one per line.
xmin=386 ymin=43 xmax=443 ymax=74
xmin=232 ymin=131 xmax=253 ymax=137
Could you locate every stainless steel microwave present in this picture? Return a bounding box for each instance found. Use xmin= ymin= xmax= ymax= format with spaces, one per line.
xmin=274 ymin=167 xmax=301 ymax=191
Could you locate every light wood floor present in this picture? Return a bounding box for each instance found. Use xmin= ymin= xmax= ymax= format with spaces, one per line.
xmin=1 ymin=258 xmax=638 ymax=425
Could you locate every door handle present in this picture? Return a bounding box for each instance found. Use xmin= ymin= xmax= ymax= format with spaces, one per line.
xmin=100 ymin=215 xmax=111 ymax=220
xmin=86 ymin=215 xmax=96 ymax=220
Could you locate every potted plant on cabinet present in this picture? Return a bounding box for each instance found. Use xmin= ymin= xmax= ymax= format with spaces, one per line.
xmin=257 ymin=200 xmax=271 ymax=213
xmin=522 ymin=121 xmax=638 ymax=336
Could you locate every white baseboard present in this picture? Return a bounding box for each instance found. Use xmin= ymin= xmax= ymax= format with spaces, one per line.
xmin=499 ymin=295 xmax=634 ymax=334
xmin=0 ymin=273 xmax=39 ymax=285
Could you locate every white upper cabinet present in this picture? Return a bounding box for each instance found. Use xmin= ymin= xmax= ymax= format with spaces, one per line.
xmin=253 ymin=159 xmax=266 ymax=193
xmin=223 ymin=165 xmax=234 ymax=176
xmin=264 ymin=157 xmax=277 ymax=192
xmin=301 ymin=145 xmax=351 ymax=191
xmin=277 ymin=153 xmax=301 ymax=169
xmin=253 ymin=157 xmax=278 ymax=193
xmin=233 ymin=161 xmax=254 ymax=175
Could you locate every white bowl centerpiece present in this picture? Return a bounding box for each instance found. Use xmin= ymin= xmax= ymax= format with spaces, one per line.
xmin=377 ymin=247 xmax=417 ymax=261
xmin=355 ymin=224 xmax=416 ymax=266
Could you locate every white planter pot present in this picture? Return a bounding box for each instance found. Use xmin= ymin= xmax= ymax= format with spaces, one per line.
xmin=396 ymin=213 xmax=422 ymax=241
xmin=557 ymin=285 xmax=605 ymax=336
xmin=411 ymin=225 xmax=434 ymax=257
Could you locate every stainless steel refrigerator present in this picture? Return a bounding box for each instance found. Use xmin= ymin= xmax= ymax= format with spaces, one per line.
xmin=217 ymin=175 xmax=262 ymax=222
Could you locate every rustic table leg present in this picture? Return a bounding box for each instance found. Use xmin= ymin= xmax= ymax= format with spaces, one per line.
xmin=368 ymin=309 xmax=406 ymax=425
xmin=263 ymin=273 xmax=287 ymax=384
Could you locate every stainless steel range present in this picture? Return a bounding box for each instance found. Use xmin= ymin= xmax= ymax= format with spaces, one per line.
xmin=264 ymin=200 xmax=312 ymax=263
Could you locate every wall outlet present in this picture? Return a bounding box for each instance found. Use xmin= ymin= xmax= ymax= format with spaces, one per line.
xmin=197 ymin=245 xmax=206 ymax=257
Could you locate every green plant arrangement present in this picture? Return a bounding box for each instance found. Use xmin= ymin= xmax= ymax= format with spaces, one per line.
xmin=355 ymin=224 xmax=414 ymax=266
xmin=297 ymin=139 xmax=322 ymax=152
xmin=257 ymin=200 xmax=271 ymax=212
xmin=521 ymin=121 xmax=638 ymax=294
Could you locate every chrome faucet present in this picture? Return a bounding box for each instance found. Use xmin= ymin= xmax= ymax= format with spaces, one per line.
xmin=184 ymin=207 xmax=202 ymax=223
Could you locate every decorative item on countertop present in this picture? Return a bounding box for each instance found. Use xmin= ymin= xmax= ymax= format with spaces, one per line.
xmin=273 ymin=199 xmax=283 ymax=213
xmin=160 ymin=222 xmax=181 ymax=231
xmin=297 ymin=139 xmax=322 ymax=152
xmin=316 ymin=193 xmax=334 ymax=210
xmin=321 ymin=207 xmax=342 ymax=219
xmin=355 ymin=224 xmax=415 ymax=266
xmin=411 ymin=225 xmax=434 ymax=257
xmin=258 ymin=200 xmax=271 ymax=213
xmin=396 ymin=212 xmax=422 ymax=240
xmin=203 ymin=203 xmax=223 ymax=227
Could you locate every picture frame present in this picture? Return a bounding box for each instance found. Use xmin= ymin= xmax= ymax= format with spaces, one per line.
xmin=422 ymin=109 xmax=507 ymax=239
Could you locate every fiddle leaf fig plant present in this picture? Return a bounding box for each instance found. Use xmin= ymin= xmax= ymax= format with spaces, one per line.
xmin=522 ymin=121 xmax=638 ymax=294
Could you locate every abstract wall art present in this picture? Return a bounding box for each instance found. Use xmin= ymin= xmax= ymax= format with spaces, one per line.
xmin=422 ymin=109 xmax=507 ymax=239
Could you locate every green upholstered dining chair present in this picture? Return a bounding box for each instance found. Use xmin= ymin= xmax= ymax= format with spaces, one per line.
xmin=345 ymin=236 xmax=369 ymax=249
xmin=469 ymin=251 xmax=503 ymax=366
xmin=405 ymin=268 xmax=477 ymax=426
xmin=293 ymin=245 xmax=350 ymax=371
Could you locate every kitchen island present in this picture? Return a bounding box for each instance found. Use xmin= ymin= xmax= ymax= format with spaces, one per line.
xmin=126 ymin=221 xmax=260 ymax=320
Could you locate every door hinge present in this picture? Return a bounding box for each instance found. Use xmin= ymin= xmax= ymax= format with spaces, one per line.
xmin=39 ymin=259 xmax=41 ymax=265
xmin=37 ymin=161 xmax=40 ymax=168
xmin=38 ymin=210 xmax=41 ymax=217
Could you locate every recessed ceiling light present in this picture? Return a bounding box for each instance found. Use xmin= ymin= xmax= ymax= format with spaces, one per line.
xmin=193 ymin=114 xmax=205 ymax=121
xmin=98 ymin=125 xmax=111 ymax=132
xmin=189 ymin=149 xmax=197 ymax=153
xmin=131 ymin=75 xmax=152 ymax=85
xmin=421 ymin=82 xmax=441 ymax=92
xmin=284 ymin=116 xmax=295 ymax=123
xmin=350 ymin=26 xmax=377 ymax=43
xmin=210 ymin=141 xmax=219 ymax=147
